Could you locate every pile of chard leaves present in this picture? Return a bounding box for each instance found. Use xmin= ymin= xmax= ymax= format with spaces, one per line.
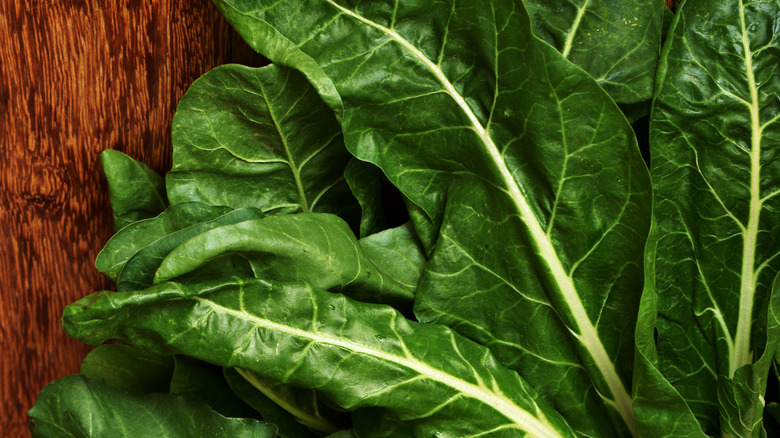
xmin=28 ymin=0 xmax=780 ymax=437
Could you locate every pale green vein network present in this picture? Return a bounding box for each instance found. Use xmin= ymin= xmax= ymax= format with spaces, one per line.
xmin=195 ymin=296 xmax=565 ymax=438
xmin=257 ymin=80 xmax=310 ymax=212
xmin=323 ymin=0 xmax=636 ymax=433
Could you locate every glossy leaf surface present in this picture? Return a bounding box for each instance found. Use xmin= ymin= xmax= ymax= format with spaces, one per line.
xmin=101 ymin=149 xmax=167 ymax=231
xmin=167 ymin=63 xmax=358 ymax=225
xmin=63 ymin=278 xmax=578 ymax=438
xmin=95 ymin=202 xmax=235 ymax=282
xmin=28 ymin=375 xmax=276 ymax=438
xmin=117 ymin=206 xmax=264 ymax=291
xmin=79 ymin=344 xmax=174 ymax=395
xmin=154 ymin=213 xmax=414 ymax=306
xmin=642 ymin=0 xmax=780 ymax=434
xmin=524 ymin=0 xmax=665 ymax=104
xmin=212 ymin=0 xmax=651 ymax=435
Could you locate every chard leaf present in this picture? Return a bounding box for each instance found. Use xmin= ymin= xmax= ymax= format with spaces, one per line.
xmin=212 ymin=0 xmax=651 ymax=435
xmin=63 ymin=278 xmax=578 ymax=438
xmin=524 ymin=0 xmax=665 ymax=103
xmin=169 ymin=355 xmax=258 ymax=419
xmin=344 ymin=158 xmax=388 ymax=238
xmin=101 ymin=149 xmax=167 ymax=231
xmin=224 ymin=368 xmax=333 ymax=438
xmin=79 ymin=344 xmax=174 ymax=395
xmin=643 ymin=0 xmax=780 ymax=434
xmin=154 ymin=212 xmax=414 ymax=306
xmin=95 ymin=202 xmax=235 ymax=282
xmin=234 ymin=367 xmax=345 ymax=435
xmin=116 ymin=206 xmax=264 ymax=291
xmin=167 ymin=63 xmax=359 ymax=225
xmin=28 ymin=375 xmax=276 ymax=438
xmin=358 ymin=222 xmax=427 ymax=292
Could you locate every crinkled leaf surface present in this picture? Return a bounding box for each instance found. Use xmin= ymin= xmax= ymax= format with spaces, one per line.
xmin=28 ymin=375 xmax=276 ymax=438
xmin=154 ymin=212 xmax=414 ymax=306
xmin=212 ymin=0 xmax=651 ymax=435
xmin=101 ymin=149 xmax=167 ymax=231
xmin=642 ymin=0 xmax=780 ymax=434
xmin=63 ymin=277 xmax=578 ymax=438
xmin=167 ymin=63 xmax=358 ymax=225
xmin=523 ymin=0 xmax=665 ymax=104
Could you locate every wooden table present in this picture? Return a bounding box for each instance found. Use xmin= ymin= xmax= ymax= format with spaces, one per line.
xmin=0 ymin=1 xmax=264 ymax=435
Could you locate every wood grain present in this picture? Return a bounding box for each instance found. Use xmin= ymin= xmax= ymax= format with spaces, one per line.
xmin=0 ymin=1 xmax=264 ymax=434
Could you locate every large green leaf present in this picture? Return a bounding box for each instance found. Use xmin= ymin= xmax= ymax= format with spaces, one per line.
xmin=642 ymin=0 xmax=780 ymax=434
xmin=63 ymin=277 xmax=578 ymax=438
xmin=212 ymin=0 xmax=651 ymax=435
xmin=523 ymin=0 xmax=665 ymax=104
xmin=154 ymin=213 xmax=414 ymax=306
xmin=101 ymin=149 xmax=167 ymax=231
xmin=167 ymin=63 xmax=359 ymax=226
xmin=28 ymin=375 xmax=276 ymax=438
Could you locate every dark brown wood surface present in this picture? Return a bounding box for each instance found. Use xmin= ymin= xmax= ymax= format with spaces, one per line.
xmin=0 ymin=1 xmax=264 ymax=435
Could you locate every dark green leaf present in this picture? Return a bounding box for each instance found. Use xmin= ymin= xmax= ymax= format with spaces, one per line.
xmin=168 ymin=63 xmax=359 ymax=225
xmin=643 ymin=0 xmax=780 ymax=434
xmin=224 ymin=367 xmax=329 ymax=438
xmin=28 ymin=375 xmax=276 ymax=438
xmin=63 ymin=278 xmax=578 ymax=438
xmin=101 ymin=149 xmax=167 ymax=231
xmin=344 ymin=158 xmax=387 ymax=238
xmin=231 ymin=367 xmax=345 ymax=436
xmin=359 ymin=222 xmax=426 ymax=293
xmin=524 ymin=0 xmax=665 ymax=104
xmin=168 ymin=355 xmax=259 ymax=419
xmin=117 ymin=206 xmax=264 ymax=291
xmin=154 ymin=213 xmax=414 ymax=306
xmin=95 ymin=202 xmax=234 ymax=282
xmin=79 ymin=344 xmax=174 ymax=395
xmin=211 ymin=1 xmax=652 ymax=435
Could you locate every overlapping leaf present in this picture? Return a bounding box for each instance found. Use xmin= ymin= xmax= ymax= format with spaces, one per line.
xmin=101 ymin=149 xmax=168 ymax=231
xmin=212 ymin=0 xmax=651 ymax=435
xmin=524 ymin=0 xmax=665 ymax=104
xmin=63 ymin=277 xmax=578 ymax=438
xmin=167 ymin=63 xmax=359 ymax=225
xmin=28 ymin=375 xmax=276 ymax=438
xmin=153 ymin=213 xmax=413 ymax=306
xmin=639 ymin=0 xmax=780 ymax=434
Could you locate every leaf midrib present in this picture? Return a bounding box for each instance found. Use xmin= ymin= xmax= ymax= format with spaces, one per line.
xmin=196 ymin=296 xmax=565 ymax=438
xmin=732 ymin=0 xmax=762 ymax=376
xmin=323 ymin=1 xmax=635 ymax=433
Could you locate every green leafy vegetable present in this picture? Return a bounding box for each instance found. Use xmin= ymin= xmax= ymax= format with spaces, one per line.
xmin=28 ymin=0 xmax=780 ymax=436
xmin=101 ymin=149 xmax=167 ymax=231
xmin=29 ymin=375 xmax=276 ymax=438
xmin=524 ymin=0 xmax=665 ymax=104
xmin=636 ymin=0 xmax=780 ymax=435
